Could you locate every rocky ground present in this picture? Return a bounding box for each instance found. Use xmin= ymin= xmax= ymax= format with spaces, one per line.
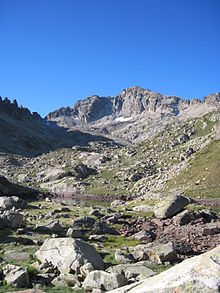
xmin=0 ymin=191 xmax=219 ymax=292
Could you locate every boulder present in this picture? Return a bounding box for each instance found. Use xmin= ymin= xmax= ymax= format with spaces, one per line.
xmin=111 ymin=200 xmax=125 ymax=208
xmin=74 ymin=163 xmax=96 ymax=179
xmin=115 ymin=250 xmax=134 ymax=264
xmin=154 ymin=194 xmax=189 ymax=219
xmin=51 ymin=272 xmax=81 ymax=287
xmin=83 ymin=270 xmax=127 ymax=291
xmin=72 ymin=216 xmax=96 ymax=229
xmin=108 ymin=245 xmax=220 ymax=293
xmin=132 ymin=230 xmax=155 ymax=242
xmin=130 ymin=242 xmax=177 ymax=264
xmin=35 ymin=238 xmax=104 ymax=273
xmin=36 ymin=220 xmax=64 ymax=233
xmin=107 ymin=262 xmax=155 ymax=281
xmin=3 ymin=264 xmax=29 ymax=288
xmin=92 ymin=221 xmax=119 ymax=235
xmin=0 ymin=196 xmax=26 ymax=210
xmin=0 ymin=211 xmax=23 ymax=228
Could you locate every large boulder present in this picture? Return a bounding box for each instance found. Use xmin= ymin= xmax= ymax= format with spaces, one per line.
xmin=3 ymin=264 xmax=29 ymax=288
xmin=108 ymin=245 xmax=220 ymax=293
xmin=0 ymin=196 xmax=26 ymax=210
xmin=35 ymin=238 xmax=104 ymax=273
xmin=83 ymin=270 xmax=127 ymax=291
xmin=154 ymin=194 xmax=189 ymax=219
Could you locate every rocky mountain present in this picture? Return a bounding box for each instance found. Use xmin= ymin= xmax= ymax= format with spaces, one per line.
xmin=46 ymin=86 xmax=220 ymax=142
xmin=0 ymin=97 xmax=114 ymax=156
xmin=0 ymin=89 xmax=219 ymax=292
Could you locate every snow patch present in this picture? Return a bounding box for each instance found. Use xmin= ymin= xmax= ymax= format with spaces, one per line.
xmin=115 ymin=117 xmax=133 ymax=122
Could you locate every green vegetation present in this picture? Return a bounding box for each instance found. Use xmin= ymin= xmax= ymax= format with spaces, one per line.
xmin=166 ymin=139 xmax=220 ymax=198
xmin=103 ymin=235 xmax=143 ymax=250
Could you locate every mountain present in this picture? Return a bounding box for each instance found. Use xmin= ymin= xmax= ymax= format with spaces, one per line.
xmin=0 ymin=96 xmax=114 ymax=156
xmin=46 ymin=86 xmax=220 ymax=142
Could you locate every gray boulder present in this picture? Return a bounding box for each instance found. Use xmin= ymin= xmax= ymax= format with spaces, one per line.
xmin=35 ymin=238 xmax=104 ymax=273
xmin=3 ymin=264 xmax=29 ymax=288
xmin=83 ymin=270 xmax=127 ymax=291
xmin=0 ymin=196 xmax=26 ymax=210
xmin=0 ymin=211 xmax=23 ymax=228
xmin=36 ymin=220 xmax=64 ymax=233
xmin=154 ymin=194 xmax=189 ymax=219
xmin=107 ymin=262 xmax=155 ymax=281
xmin=130 ymin=242 xmax=177 ymax=264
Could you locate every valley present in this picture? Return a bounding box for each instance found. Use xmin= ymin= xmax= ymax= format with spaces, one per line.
xmin=0 ymin=87 xmax=219 ymax=292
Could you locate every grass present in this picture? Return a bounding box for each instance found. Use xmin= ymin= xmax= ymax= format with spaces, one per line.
xmin=103 ymin=235 xmax=143 ymax=250
xmin=166 ymin=139 xmax=220 ymax=198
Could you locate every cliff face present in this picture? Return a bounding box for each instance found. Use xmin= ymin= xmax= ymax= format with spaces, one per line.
xmin=45 ymin=87 xmax=220 ymax=143
xmin=46 ymin=86 xmax=220 ymax=124
xmin=0 ymin=97 xmax=41 ymax=121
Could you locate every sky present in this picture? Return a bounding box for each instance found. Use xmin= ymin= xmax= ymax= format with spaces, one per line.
xmin=0 ymin=0 xmax=219 ymax=117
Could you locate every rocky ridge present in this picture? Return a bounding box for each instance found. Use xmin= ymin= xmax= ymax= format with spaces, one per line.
xmin=47 ymin=86 xmax=220 ymax=142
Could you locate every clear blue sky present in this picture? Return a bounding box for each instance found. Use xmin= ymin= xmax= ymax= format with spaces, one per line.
xmin=0 ymin=0 xmax=219 ymax=117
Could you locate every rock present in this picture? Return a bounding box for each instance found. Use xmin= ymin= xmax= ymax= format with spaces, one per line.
xmin=107 ymin=261 xmax=155 ymax=281
xmin=51 ymin=273 xmax=81 ymax=287
xmin=132 ymin=230 xmax=155 ymax=242
xmin=115 ymin=250 xmax=134 ymax=264
xmin=0 ymin=211 xmax=23 ymax=228
xmin=154 ymin=194 xmax=189 ymax=219
xmin=0 ymin=195 xmax=26 ymax=210
xmin=130 ymin=242 xmax=177 ymax=264
xmin=108 ymin=245 xmax=220 ymax=293
xmin=89 ymin=209 xmax=104 ymax=218
xmin=72 ymin=216 xmax=96 ymax=229
xmin=74 ymin=163 xmax=96 ymax=179
xmin=35 ymin=238 xmax=104 ymax=274
xmin=83 ymin=270 xmax=127 ymax=291
xmin=3 ymin=264 xmax=29 ymax=288
xmin=172 ymin=209 xmax=192 ymax=225
xmin=89 ymin=234 xmax=107 ymax=241
xmin=133 ymin=205 xmax=153 ymax=213
xmin=202 ymin=223 xmax=220 ymax=236
xmin=41 ymin=168 xmax=70 ymax=182
xmin=36 ymin=220 xmax=64 ymax=233
xmin=80 ymin=263 xmax=94 ymax=277
xmin=66 ymin=228 xmax=84 ymax=238
xmin=111 ymin=200 xmax=125 ymax=208
xmin=92 ymin=221 xmax=119 ymax=235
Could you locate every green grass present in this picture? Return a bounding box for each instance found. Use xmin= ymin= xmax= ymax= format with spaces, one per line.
xmin=166 ymin=139 xmax=220 ymax=198
xmin=103 ymin=235 xmax=143 ymax=250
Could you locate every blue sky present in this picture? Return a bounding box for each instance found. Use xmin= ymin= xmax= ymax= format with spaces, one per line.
xmin=0 ymin=0 xmax=219 ymax=117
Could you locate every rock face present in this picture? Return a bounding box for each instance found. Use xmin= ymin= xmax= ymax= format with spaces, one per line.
xmin=154 ymin=194 xmax=190 ymax=219
xmin=108 ymin=245 xmax=220 ymax=293
xmin=46 ymin=86 xmax=220 ymax=142
xmin=35 ymin=238 xmax=104 ymax=273
xmin=0 ymin=97 xmax=114 ymax=156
